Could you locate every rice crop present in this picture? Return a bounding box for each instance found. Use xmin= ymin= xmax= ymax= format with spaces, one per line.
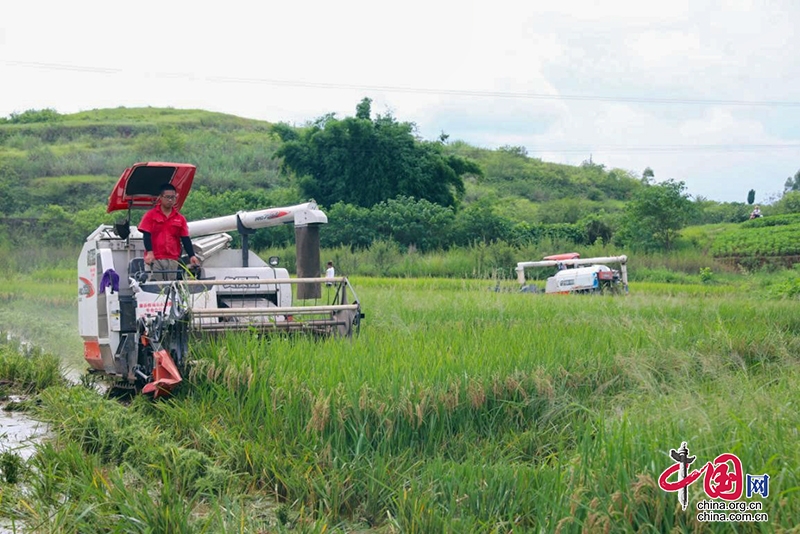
xmin=1 ymin=277 xmax=798 ymax=532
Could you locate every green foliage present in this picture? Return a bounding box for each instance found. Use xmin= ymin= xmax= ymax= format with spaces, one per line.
xmin=0 ymin=164 xmax=29 ymax=215
xmin=699 ymin=266 xmax=714 ymax=283
xmin=0 ymin=105 xmax=784 ymax=259
xmin=321 ymin=202 xmax=376 ymax=249
xmin=580 ymin=213 xmax=614 ymax=245
xmin=783 ymin=168 xmax=800 ymax=193
xmin=371 ymin=196 xmax=455 ymax=252
xmin=711 ymin=216 xmax=800 ymax=259
xmin=0 ymin=338 xmax=63 ymax=393
xmin=134 ymin=129 xmax=184 ymax=155
xmin=769 ymin=275 xmax=800 ymax=298
xmin=533 ymin=197 xmax=579 ymax=224
xmin=451 ymin=199 xmax=513 ymax=246
xmin=273 ymin=101 xmax=481 ymax=208
xmin=27 ymin=174 xmax=117 ymax=211
xmin=455 ymin=141 xmax=640 ymax=203
xmin=770 ymin=190 xmax=800 ymax=214
xmin=740 ymin=212 xmax=800 ymax=228
xmin=5 ymin=255 xmax=800 ymax=530
xmin=689 ymin=197 xmax=751 ymax=224
xmin=0 ymin=452 xmax=24 ymax=484
xmin=617 ymin=179 xmax=695 ymax=251
xmin=4 ymin=108 xmax=63 ymax=124
xmin=13 ymin=277 xmax=800 ymax=531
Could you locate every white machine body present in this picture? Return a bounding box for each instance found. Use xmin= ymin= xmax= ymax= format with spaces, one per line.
xmin=515 ymin=254 xmax=629 ymax=295
xmin=78 ymin=202 xmax=357 ymax=380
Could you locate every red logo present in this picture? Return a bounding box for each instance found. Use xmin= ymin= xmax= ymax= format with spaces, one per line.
xmin=659 ymin=441 xmax=745 ymax=511
xmin=79 ymin=277 xmax=95 ymax=297
xmin=659 ymin=452 xmax=743 ymax=500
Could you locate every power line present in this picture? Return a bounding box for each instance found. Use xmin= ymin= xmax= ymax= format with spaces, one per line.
xmin=5 ymin=59 xmax=800 ymax=108
xmin=528 ymin=144 xmax=800 ymax=154
xmin=5 ymin=60 xmax=121 ymax=74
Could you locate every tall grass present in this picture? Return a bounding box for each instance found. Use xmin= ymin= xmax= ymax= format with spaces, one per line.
xmin=0 ymin=337 xmax=63 ymax=394
xmin=253 ymin=241 xmax=749 ymax=282
xmin=1 ymin=269 xmax=798 ymax=531
xmin=0 ymin=259 xmax=83 ymax=372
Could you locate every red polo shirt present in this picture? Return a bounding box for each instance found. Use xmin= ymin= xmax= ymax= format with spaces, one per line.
xmin=138 ymin=206 xmax=190 ymax=260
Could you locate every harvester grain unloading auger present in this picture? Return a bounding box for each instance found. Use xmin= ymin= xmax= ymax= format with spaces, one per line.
xmin=78 ymin=162 xmax=363 ymax=398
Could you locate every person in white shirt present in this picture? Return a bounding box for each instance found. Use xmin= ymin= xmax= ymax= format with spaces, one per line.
xmin=325 ymin=261 xmax=335 ymax=286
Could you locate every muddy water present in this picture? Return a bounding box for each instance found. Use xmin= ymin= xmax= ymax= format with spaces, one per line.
xmin=0 ymin=397 xmax=49 ymax=534
xmin=0 ymin=397 xmax=48 ymax=460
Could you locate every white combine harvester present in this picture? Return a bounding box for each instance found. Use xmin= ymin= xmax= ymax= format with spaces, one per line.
xmin=78 ymin=162 xmax=362 ymax=397
xmin=515 ymin=252 xmax=628 ymax=295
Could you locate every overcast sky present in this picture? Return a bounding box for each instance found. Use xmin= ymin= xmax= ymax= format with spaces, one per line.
xmin=2 ymin=0 xmax=798 ymax=203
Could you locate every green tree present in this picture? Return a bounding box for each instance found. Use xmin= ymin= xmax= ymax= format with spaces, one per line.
xmin=617 ymin=179 xmax=694 ymax=251
xmin=451 ymin=199 xmax=513 ymax=246
xmin=273 ymin=100 xmax=481 ymax=208
xmin=747 ymin=189 xmax=756 ymax=205
xmin=355 ymin=97 xmax=372 ymax=120
xmin=372 ymin=196 xmax=455 ymax=252
xmin=580 ymin=213 xmax=614 ymax=245
xmin=784 ymin=169 xmax=800 ymax=192
xmin=321 ymin=202 xmax=376 ymax=249
xmin=771 ymin=191 xmax=800 ymax=214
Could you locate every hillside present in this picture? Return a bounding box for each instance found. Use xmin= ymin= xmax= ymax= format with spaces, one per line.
xmin=2 ymin=106 xmax=796 ymax=260
xmin=0 ymin=107 xmax=640 ymax=216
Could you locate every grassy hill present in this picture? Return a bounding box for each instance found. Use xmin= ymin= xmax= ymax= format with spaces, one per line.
xmin=2 ymin=106 xmax=799 ymax=272
xmin=0 ymin=107 xmax=639 ymax=217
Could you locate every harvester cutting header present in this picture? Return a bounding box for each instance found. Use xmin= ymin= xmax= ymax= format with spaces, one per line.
xmin=78 ymin=162 xmax=362 ymax=397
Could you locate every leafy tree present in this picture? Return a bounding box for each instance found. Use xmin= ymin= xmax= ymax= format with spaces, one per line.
xmin=321 ymin=202 xmax=377 ymax=249
xmin=747 ymin=189 xmax=756 ymax=205
xmin=784 ymin=169 xmax=800 ymax=192
xmin=273 ymin=99 xmax=482 ymax=208
xmin=771 ymin=191 xmax=800 ymax=214
xmin=371 ymin=196 xmax=455 ymax=252
xmin=580 ymin=156 xmax=604 ymax=172
xmin=617 ymin=179 xmax=694 ymax=251
xmin=642 ymin=167 xmax=655 ymax=182
xmin=270 ymin=122 xmax=300 ymax=142
xmin=689 ymin=198 xmax=750 ymax=224
xmin=580 ymin=213 xmax=614 ymax=245
xmin=451 ymin=199 xmax=513 ymax=246
xmin=355 ymin=97 xmax=371 ymax=120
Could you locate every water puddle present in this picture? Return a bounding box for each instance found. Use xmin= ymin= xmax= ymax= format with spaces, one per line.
xmin=0 ymin=396 xmax=47 ymax=460
xmin=1 ymin=396 xmax=47 ymax=534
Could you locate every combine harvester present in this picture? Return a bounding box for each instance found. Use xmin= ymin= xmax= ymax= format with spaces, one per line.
xmin=78 ymin=162 xmax=362 ymax=397
xmin=515 ymin=252 xmax=629 ymax=295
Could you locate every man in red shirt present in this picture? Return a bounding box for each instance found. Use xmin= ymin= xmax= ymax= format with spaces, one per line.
xmin=138 ymin=183 xmax=200 ymax=281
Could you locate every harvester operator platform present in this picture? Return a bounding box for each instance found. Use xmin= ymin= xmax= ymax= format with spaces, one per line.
xmin=138 ymin=183 xmax=200 ymax=281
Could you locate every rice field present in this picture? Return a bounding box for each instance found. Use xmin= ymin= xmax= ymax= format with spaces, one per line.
xmin=0 ymin=274 xmax=798 ymax=532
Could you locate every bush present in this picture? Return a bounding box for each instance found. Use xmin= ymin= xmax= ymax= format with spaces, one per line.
xmin=7 ymin=108 xmax=63 ymax=124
